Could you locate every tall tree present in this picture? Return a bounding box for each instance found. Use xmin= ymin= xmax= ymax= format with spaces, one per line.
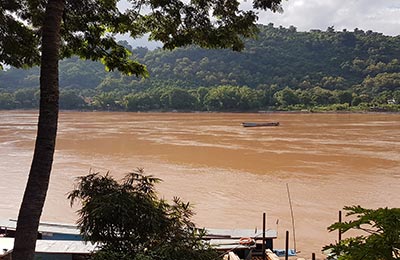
xmin=0 ymin=0 xmax=284 ymax=259
xmin=12 ymin=1 xmax=65 ymax=259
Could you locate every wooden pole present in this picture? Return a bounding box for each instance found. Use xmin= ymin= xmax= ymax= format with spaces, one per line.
xmin=312 ymin=253 xmax=316 ymax=260
xmin=286 ymin=183 xmax=297 ymax=252
xmin=262 ymin=212 xmax=266 ymax=260
xmin=285 ymin=230 xmax=289 ymax=260
xmin=339 ymin=210 xmax=342 ymax=242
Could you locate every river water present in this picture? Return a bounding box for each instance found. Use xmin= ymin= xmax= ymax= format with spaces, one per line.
xmin=1 ymin=111 xmax=399 ymax=257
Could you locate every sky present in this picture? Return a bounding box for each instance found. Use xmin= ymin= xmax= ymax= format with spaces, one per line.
xmin=119 ymin=0 xmax=400 ymax=49
xmin=259 ymin=0 xmax=400 ymax=36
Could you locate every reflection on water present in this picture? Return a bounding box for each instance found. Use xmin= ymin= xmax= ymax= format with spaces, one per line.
xmin=1 ymin=111 xmax=399 ymax=256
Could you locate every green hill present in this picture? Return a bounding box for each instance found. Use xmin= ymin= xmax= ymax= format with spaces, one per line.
xmin=1 ymin=24 xmax=400 ymax=111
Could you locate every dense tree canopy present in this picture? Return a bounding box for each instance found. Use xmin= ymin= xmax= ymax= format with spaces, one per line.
xmin=68 ymin=169 xmax=218 ymax=260
xmin=1 ymin=0 xmax=284 ymax=71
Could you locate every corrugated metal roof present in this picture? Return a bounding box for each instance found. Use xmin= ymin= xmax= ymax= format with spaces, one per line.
xmin=35 ymin=239 xmax=97 ymax=254
xmin=0 ymin=237 xmax=97 ymax=256
xmin=0 ymin=219 xmax=80 ymax=235
xmin=1 ymin=219 xmax=277 ymax=240
xmin=0 ymin=219 xmax=277 ymax=256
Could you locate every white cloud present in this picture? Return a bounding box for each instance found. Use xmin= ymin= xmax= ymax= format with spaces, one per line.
xmin=259 ymin=0 xmax=400 ymax=35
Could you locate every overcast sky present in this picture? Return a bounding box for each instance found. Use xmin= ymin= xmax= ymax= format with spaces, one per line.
xmin=120 ymin=0 xmax=400 ymax=48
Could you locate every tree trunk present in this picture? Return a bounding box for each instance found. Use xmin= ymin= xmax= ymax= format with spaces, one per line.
xmin=12 ymin=1 xmax=65 ymax=259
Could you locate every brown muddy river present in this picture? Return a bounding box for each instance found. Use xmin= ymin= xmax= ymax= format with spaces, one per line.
xmin=1 ymin=111 xmax=399 ymax=257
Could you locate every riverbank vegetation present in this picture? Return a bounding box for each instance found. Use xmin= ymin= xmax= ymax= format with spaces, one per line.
xmin=324 ymin=206 xmax=400 ymax=260
xmin=1 ymin=24 xmax=400 ymax=112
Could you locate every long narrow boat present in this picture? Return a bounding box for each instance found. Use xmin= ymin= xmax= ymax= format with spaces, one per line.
xmin=242 ymin=122 xmax=279 ymax=127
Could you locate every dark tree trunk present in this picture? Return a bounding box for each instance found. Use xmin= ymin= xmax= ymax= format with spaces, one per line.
xmin=12 ymin=1 xmax=65 ymax=259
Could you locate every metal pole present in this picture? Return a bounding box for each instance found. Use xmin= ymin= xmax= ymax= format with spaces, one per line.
xmin=262 ymin=212 xmax=266 ymax=260
xmin=339 ymin=210 xmax=342 ymax=242
xmin=285 ymin=230 xmax=289 ymax=260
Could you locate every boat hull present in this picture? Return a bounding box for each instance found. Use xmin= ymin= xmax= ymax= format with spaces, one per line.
xmin=242 ymin=122 xmax=280 ymax=127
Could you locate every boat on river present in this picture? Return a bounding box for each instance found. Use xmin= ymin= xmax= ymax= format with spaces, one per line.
xmin=242 ymin=122 xmax=280 ymax=127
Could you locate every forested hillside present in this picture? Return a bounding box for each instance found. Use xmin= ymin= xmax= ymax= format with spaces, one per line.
xmin=1 ymin=24 xmax=400 ymax=111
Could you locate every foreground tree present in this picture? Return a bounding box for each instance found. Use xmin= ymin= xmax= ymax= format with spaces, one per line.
xmin=9 ymin=2 xmax=66 ymax=260
xmin=324 ymin=206 xmax=400 ymax=260
xmin=68 ymin=169 xmax=218 ymax=260
xmin=1 ymin=0 xmax=284 ymax=259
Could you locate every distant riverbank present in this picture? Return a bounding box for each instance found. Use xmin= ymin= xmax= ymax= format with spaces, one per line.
xmin=2 ymin=103 xmax=400 ymax=114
